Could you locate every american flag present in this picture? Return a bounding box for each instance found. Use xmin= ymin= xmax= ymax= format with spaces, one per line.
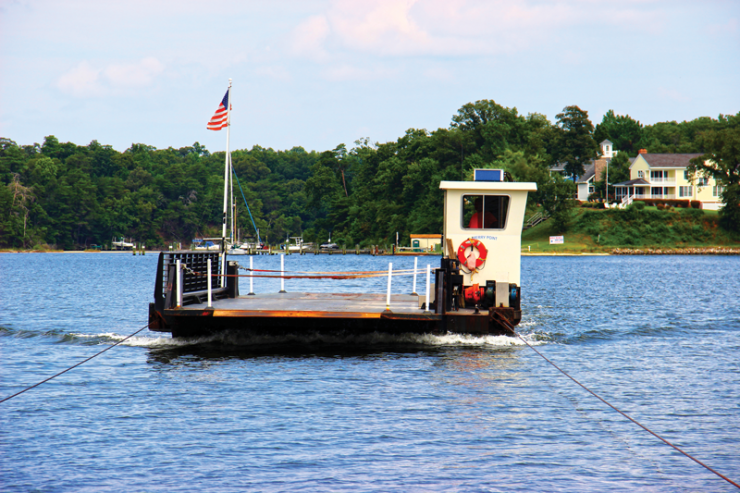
xmin=207 ymin=90 xmax=229 ymax=131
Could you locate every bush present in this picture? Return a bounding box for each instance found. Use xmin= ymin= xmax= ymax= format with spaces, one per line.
xmin=631 ymin=201 xmax=646 ymax=210
xmin=635 ymin=198 xmax=693 ymax=208
xmin=691 ymin=200 xmax=702 ymax=209
xmin=680 ymin=208 xmax=704 ymax=220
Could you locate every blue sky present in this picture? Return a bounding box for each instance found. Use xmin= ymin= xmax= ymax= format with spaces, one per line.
xmin=1 ymin=0 xmax=738 ymax=154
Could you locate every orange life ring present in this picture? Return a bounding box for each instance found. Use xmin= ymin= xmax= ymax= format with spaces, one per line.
xmin=457 ymin=238 xmax=488 ymax=273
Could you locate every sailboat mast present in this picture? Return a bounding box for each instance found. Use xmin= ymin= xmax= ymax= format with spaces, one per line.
xmin=230 ymin=153 xmax=235 ymax=246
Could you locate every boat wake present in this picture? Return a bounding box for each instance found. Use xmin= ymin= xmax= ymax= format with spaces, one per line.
xmin=1 ymin=324 xmax=549 ymax=352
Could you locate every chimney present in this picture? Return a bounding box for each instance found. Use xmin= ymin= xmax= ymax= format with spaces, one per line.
xmin=638 ymin=149 xmax=648 ymax=154
xmin=594 ymin=159 xmax=607 ymax=181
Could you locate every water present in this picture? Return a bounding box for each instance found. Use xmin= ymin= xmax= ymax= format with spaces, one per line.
xmin=1 ymin=253 xmax=738 ymax=492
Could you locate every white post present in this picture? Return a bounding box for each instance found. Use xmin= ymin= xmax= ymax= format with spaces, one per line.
xmin=425 ymin=264 xmax=431 ymax=312
xmin=207 ymin=258 xmax=212 ymax=308
xmin=279 ymin=254 xmax=286 ymax=293
xmin=248 ymin=256 xmax=255 ymax=295
xmin=176 ymin=259 xmax=182 ymax=308
xmin=411 ymin=257 xmax=418 ymax=295
xmin=386 ymin=262 xmax=393 ymax=310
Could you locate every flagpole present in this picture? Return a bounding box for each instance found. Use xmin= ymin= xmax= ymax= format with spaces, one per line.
xmin=220 ymin=78 xmax=232 ymax=288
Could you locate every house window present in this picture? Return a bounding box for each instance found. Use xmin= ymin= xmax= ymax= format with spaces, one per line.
xmin=462 ymin=195 xmax=509 ymax=230
xmin=637 ymin=170 xmax=644 ymax=178
xmin=589 ymin=186 xmax=595 ymax=194
xmin=635 ymin=188 xmax=645 ymax=196
xmin=697 ymin=177 xmax=708 ymax=186
xmin=684 ymin=170 xmax=689 ymax=180
xmin=651 ymin=187 xmax=664 ymax=197
xmin=679 ymin=186 xmax=693 ymax=197
xmin=713 ymin=185 xmax=724 ymax=197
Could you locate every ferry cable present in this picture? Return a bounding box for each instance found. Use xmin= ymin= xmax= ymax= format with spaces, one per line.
xmin=510 ymin=328 xmax=740 ymax=489
xmin=490 ymin=313 xmax=740 ymax=489
xmin=0 ymin=323 xmax=149 ymax=405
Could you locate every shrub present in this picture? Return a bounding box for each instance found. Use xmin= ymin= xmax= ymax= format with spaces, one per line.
xmin=635 ymin=198 xmax=694 ymax=208
xmin=631 ymin=201 xmax=646 ymax=210
xmin=680 ymin=208 xmax=704 ymax=220
xmin=691 ymin=200 xmax=702 ymax=209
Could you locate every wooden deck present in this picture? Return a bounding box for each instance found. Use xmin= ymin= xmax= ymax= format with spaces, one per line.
xmin=185 ymin=292 xmax=426 ymax=318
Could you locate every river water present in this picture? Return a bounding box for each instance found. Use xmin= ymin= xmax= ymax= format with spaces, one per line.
xmin=0 ymin=252 xmax=738 ymax=492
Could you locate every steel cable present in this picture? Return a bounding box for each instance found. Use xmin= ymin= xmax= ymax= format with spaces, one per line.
xmin=496 ymin=313 xmax=740 ymax=489
xmin=0 ymin=323 xmax=150 ymax=404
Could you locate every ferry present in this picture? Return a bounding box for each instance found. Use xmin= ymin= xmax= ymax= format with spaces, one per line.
xmin=147 ymin=169 xmax=536 ymax=338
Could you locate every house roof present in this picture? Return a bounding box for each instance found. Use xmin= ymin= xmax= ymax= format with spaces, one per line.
xmin=552 ymin=161 xmax=603 ymax=183
xmin=600 ymin=139 xmax=612 ymax=145
xmin=638 ymin=153 xmax=703 ymax=168
xmin=613 ymin=178 xmax=649 ymax=187
xmin=550 ymin=162 xmax=567 ymax=172
xmin=576 ymin=163 xmax=596 ymax=183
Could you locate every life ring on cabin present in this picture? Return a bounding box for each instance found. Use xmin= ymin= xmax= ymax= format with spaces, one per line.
xmin=457 ymin=238 xmax=488 ymax=274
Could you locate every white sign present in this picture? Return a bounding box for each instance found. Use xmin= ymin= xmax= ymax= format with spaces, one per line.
xmin=549 ymin=236 xmax=564 ymax=244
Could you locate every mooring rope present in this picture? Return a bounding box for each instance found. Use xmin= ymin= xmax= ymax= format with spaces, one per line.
xmin=183 ymin=265 xmax=425 ymax=280
xmin=493 ymin=314 xmax=740 ymax=489
xmin=239 ymin=267 xmax=421 ymax=275
xmin=0 ymin=323 xmax=150 ymax=405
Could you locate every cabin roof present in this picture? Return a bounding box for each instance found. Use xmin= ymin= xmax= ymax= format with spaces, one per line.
xmin=439 ymin=181 xmax=537 ymax=192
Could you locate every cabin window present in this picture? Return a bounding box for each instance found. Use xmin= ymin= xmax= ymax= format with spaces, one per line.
xmin=462 ymin=195 xmax=509 ymax=230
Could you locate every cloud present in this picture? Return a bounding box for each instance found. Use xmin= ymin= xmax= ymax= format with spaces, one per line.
xmin=290 ymin=14 xmax=331 ymax=61
xmin=104 ymin=57 xmax=164 ymax=88
xmin=288 ymin=0 xmax=663 ymax=61
xmin=56 ymin=57 xmax=164 ymax=97
xmin=56 ymin=61 xmax=102 ymax=97
xmin=321 ymin=64 xmax=397 ymax=81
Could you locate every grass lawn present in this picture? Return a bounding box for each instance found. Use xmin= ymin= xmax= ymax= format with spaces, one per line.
xmin=521 ymin=205 xmax=739 ymax=254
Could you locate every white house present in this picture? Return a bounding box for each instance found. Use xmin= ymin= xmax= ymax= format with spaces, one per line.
xmin=550 ymin=140 xmax=615 ymax=201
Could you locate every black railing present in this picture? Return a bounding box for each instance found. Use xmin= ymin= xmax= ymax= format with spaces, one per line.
xmin=154 ymin=252 xmax=238 ymax=310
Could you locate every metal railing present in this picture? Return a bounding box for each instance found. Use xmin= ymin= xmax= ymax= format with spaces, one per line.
xmin=524 ymin=212 xmax=548 ymax=229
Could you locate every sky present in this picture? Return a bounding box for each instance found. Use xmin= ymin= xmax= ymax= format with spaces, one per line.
xmin=1 ymin=0 xmax=739 ymax=154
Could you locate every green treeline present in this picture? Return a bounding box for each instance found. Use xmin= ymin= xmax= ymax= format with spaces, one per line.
xmin=2 ymin=101 xmax=739 ymax=249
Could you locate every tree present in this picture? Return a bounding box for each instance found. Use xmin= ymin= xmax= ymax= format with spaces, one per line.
xmin=594 ymin=110 xmax=643 ymax=153
xmin=540 ymin=173 xmax=577 ymax=232
xmin=554 ymin=106 xmax=598 ymax=180
xmin=688 ymin=127 xmax=740 ymax=232
xmin=451 ymin=100 xmax=527 ymax=161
